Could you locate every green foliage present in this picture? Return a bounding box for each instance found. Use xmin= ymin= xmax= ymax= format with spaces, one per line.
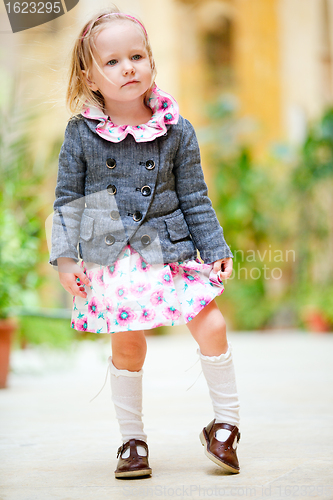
xmin=204 ymin=97 xmax=333 ymax=330
xmin=290 ymin=108 xmax=333 ymax=325
xmin=214 ymin=148 xmax=273 ymax=248
xmin=216 ymin=278 xmax=273 ymax=330
xmin=0 ymin=76 xmax=45 ymax=318
xmin=0 ymin=211 xmax=41 ymax=317
xmin=293 ymin=109 xmax=333 ymax=191
xmin=16 ymin=316 xmax=76 ymax=349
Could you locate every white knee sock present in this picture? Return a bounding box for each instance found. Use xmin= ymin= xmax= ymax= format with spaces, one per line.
xmin=198 ymin=344 xmax=240 ymax=436
xmin=109 ymin=357 xmax=147 ymax=445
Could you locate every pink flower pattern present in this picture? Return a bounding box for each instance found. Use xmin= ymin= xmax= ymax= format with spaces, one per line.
xmin=163 ymin=306 xmax=181 ymax=321
xmin=72 ymin=245 xmax=224 ymax=334
xmin=104 ymin=297 xmax=114 ymax=314
xmin=76 ymin=317 xmax=88 ymax=331
xmin=194 ymin=296 xmax=213 ymax=313
xmin=159 ymin=269 xmax=173 ymax=286
xmin=95 ymin=269 xmax=104 ymax=287
xmin=116 ymin=307 xmax=136 ymax=326
xmin=137 ymin=257 xmax=150 ymax=273
xmin=169 ymin=263 xmax=180 ymax=277
xmin=88 ymin=297 xmax=102 ymax=317
xmin=183 ymin=272 xmax=204 ymax=286
xmin=150 ymin=289 xmax=164 ymax=307
xmin=116 ymin=286 xmax=128 ymax=299
xmin=139 ymin=308 xmax=156 ymax=323
xmin=185 ymin=313 xmax=196 ymax=322
xmin=106 ymin=261 xmax=119 ymax=278
xmin=130 ymin=282 xmax=151 ymax=296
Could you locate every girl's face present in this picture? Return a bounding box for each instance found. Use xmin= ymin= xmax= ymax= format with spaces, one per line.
xmin=86 ymin=21 xmax=152 ymax=107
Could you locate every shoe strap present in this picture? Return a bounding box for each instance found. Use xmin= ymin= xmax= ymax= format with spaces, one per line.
xmin=117 ymin=439 xmax=148 ymax=458
xmin=206 ymin=419 xmax=241 ymax=443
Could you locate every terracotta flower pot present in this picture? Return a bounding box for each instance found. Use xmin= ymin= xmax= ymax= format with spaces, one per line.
xmin=0 ymin=318 xmax=16 ymax=388
xmin=303 ymin=309 xmax=331 ymax=333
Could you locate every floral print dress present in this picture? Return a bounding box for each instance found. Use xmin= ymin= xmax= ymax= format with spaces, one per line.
xmin=72 ymin=86 xmax=225 ymax=334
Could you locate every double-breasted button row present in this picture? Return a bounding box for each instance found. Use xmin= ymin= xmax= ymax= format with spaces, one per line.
xmin=105 ymin=234 xmax=150 ymax=246
xmin=108 ymin=185 xmax=151 ymax=197
xmin=110 ymin=210 xmax=143 ymax=222
xmin=106 ymin=158 xmax=155 ymax=170
xmin=105 ymin=159 xmax=154 ymax=231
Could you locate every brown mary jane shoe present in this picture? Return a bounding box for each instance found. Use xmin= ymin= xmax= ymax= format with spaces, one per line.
xmin=199 ymin=419 xmax=241 ymax=473
xmin=114 ymin=439 xmax=152 ymax=479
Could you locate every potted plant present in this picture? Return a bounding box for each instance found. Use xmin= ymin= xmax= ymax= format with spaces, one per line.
xmin=0 ymin=209 xmax=42 ymax=387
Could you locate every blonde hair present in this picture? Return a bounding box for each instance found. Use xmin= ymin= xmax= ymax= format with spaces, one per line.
xmin=67 ymin=7 xmax=157 ymax=115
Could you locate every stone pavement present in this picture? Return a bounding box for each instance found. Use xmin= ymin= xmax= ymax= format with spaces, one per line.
xmin=1 ymin=327 xmax=333 ymax=500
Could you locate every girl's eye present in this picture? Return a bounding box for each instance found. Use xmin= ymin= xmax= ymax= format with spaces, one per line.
xmin=107 ymin=59 xmax=117 ymax=66
xmin=132 ymin=54 xmax=142 ymax=61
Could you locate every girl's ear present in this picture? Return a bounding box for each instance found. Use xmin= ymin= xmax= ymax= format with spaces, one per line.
xmin=82 ymin=70 xmax=99 ymax=91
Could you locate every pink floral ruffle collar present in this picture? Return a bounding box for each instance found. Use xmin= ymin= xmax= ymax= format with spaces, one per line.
xmin=81 ymin=85 xmax=179 ymax=143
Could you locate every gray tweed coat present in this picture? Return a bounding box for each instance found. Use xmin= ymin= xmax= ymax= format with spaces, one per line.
xmin=49 ymin=114 xmax=233 ymax=267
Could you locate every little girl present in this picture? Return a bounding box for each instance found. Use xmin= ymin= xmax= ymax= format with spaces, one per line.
xmin=50 ymin=7 xmax=241 ymax=479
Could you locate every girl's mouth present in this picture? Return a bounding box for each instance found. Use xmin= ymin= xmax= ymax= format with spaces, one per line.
xmin=122 ymin=80 xmax=139 ymax=87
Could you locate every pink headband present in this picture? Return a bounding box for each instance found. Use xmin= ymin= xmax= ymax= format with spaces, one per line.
xmin=81 ymin=13 xmax=148 ymax=39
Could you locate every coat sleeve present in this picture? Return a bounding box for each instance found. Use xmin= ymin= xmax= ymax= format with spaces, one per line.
xmin=173 ymin=118 xmax=233 ymax=263
xmin=49 ymin=118 xmax=86 ymax=267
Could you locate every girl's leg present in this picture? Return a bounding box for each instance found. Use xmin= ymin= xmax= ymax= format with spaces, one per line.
xmin=110 ymin=330 xmax=148 ymax=443
xmin=110 ymin=330 xmax=152 ymax=478
xmin=186 ymin=300 xmax=240 ymax=426
xmin=187 ymin=300 xmax=241 ymax=472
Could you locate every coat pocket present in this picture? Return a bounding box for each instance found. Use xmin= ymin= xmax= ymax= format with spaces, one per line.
xmin=165 ymin=212 xmax=190 ymax=242
xmin=80 ymin=214 xmax=94 ymax=241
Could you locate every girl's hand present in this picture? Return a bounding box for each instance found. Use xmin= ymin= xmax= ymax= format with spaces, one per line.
xmin=213 ymin=257 xmax=233 ymax=280
xmin=57 ymin=257 xmax=91 ymax=298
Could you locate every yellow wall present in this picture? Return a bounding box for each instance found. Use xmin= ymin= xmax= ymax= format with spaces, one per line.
xmin=234 ymin=0 xmax=282 ymax=155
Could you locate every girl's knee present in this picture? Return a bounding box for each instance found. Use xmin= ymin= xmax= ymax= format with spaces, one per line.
xmin=187 ymin=303 xmax=228 ymax=355
xmin=206 ymin=316 xmax=227 ymax=341
xmin=111 ymin=331 xmax=147 ymax=369
xmin=114 ymin=338 xmax=146 ymax=358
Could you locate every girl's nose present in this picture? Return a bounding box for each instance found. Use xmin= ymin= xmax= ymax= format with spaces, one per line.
xmin=123 ymin=61 xmax=135 ymax=76
xmin=123 ymin=67 xmax=135 ymax=76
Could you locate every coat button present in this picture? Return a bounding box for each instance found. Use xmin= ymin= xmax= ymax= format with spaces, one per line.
xmin=105 ymin=234 xmax=115 ymax=246
xmin=133 ymin=211 xmax=142 ymax=222
xmin=106 ymin=158 xmax=116 ymax=169
xmin=141 ymin=185 xmax=151 ymax=196
xmin=141 ymin=234 xmax=151 ymax=246
xmin=110 ymin=210 xmax=120 ymax=220
xmin=145 ymin=160 xmax=155 ymax=170
xmin=107 ymin=184 xmax=117 ymax=195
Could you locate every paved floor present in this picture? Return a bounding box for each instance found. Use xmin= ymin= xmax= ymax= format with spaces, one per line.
xmin=1 ymin=327 xmax=333 ymax=500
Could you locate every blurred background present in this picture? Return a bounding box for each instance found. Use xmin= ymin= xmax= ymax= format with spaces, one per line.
xmin=1 ymin=0 xmax=333 ymax=369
